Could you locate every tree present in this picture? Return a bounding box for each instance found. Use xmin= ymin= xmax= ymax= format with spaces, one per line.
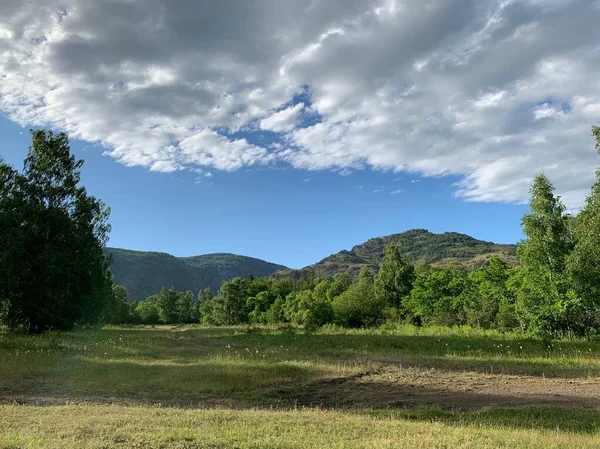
xmin=282 ymin=289 xmax=334 ymax=328
xmin=517 ymin=173 xmax=573 ymax=336
xmin=463 ymin=257 xmax=512 ymax=329
xmin=326 ymin=272 xmax=352 ymax=301
xmin=177 ymin=290 xmax=198 ymax=324
xmin=404 ymin=265 xmax=468 ymax=327
xmin=209 ymin=278 xmax=250 ymax=325
xmin=374 ymin=244 xmax=415 ymax=310
xmin=108 ymin=285 xmax=130 ymax=324
xmin=332 ymin=266 xmax=385 ymax=328
xmin=565 ymin=126 xmax=600 ymax=337
xmin=197 ymin=287 xmax=214 ymax=321
xmin=135 ymin=296 xmax=160 ymax=324
xmin=156 ymin=287 xmax=179 ymax=324
xmin=0 ymin=130 xmax=112 ymax=333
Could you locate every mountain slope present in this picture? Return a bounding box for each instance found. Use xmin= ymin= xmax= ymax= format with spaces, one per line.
xmin=105 ymin=248 xmax=287 ymax=301
xmin=276 ymin=229 xmax=517 ymax=279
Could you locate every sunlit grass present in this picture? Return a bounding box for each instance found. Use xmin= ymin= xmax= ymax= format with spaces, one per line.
xmin=2 ymin=404 xmax=600 ymax=449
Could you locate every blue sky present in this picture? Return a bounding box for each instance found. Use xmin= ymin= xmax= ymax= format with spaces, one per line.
xmin=1 ymin=116 xmax=527 ymax=268
xmin=0 ymin=0 xmax=598 ymax=268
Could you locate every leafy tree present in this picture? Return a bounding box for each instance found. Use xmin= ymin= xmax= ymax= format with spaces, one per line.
xmin=177 ymin=290 xmax=198 ymax=324
xmin=108 ymin=285 xmax=130 ymax=324
xmin=0 ymin=130 xmax=112 ymax=333
xmin=326 ymin=273 xmax=352 ymax=301
xmin=135 ymin=296 xmax=160 ymax=324
xmin=565 ymin=126 xmax=600 ymax=337
xmin=517 ymin=174 xmax=573 ymax=336
xmin=283 ymin=289 xmax=334 ymax=328
xmin=374 ymin=244 xmax=415 ymax=310
xmin=463 ymin=257 xmax=511 ymax=329
xmin=332 ymin=266 xmax=385 ymax=328
xmin=156 ymin=287 xmax=179 ymax=324
xmin=247 ymin=291 xmax=274 ymax=323
xmin=197 ymin=287 xmax=214 ymax=321
xmin=404 ymin=265 xmax=468 ymax=326
xmin=209 ymin=278 xmax=250 ymax=325
xmin=265 ymin=295 xmax=286 ymax=324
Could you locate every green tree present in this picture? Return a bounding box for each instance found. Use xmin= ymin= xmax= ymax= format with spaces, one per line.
xmin=283 ymin=289 xmax=334 ymax=328
xmin=332 ymin=266 xmax=385 ymax=328
xmin=0 ymin=130 xmax=112 ymax=333
xmin=197 ymin=288 xmax=214 ymax=321
xmin=463 ymin=257 xmax=512 ymax=329
xmin=404 ymin=265 xmax=468 ymax=327
xmin=156 ymin=287 xmax=179 ymax=324
xmin=565 ymin=126 xmax=600 ymax=337
xmin=374 ymin=244 xmax=415 ymax=310
xmin=135 ymin=296 xmax=160 ymax=324
xmin=108 ymin=285 xmax=130 ymax=324
xmin=265 ymin=296 xmax=286 ymax=324
xmin=247 ymin=291 xmax=274 ymax=323
xmin=326 ymin=272 xmax=352 ymax=301
xmin=209 ymin=278 xmax=250 ymax=325
xmin=517 ymin=174 xmax=573 ymax=336
xmin=177 ymin=290 xmax=198 ymax=324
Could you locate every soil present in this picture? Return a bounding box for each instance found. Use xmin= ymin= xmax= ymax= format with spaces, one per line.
xmin=282 ymin=365 xmax=600 ymax=411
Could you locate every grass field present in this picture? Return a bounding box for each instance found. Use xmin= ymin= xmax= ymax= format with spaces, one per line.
xmin=2 ymin=325 xmax=600 ymax=448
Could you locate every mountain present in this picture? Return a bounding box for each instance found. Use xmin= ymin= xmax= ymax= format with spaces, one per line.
xmin=104 ymin=248 xmax=287 ymax=301
xmin=275 ymin=229 xmax=517 ymax=279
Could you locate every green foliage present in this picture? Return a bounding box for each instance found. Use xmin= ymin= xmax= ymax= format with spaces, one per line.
xmin=282 ymin=289 xmax=334 ymax=328
xmin=463 ymin=257 xmax=513 ymax=329
xmin=156 ymin=287 xmax=179 ymax=324
xmin=265 ymin=296 xmax=286 ymax=324
xmin=135 ymin=296 xmax=160 ymax=324
xmin=404 ymin=265 xmax=469 ymax=327
xmin=0 ymin=130 xmax=112 ymax=333
xmin=247 ymin=291 xmax=275 ymax=324
xmin=211 ymin=278 xmax=251 ymax=325
xmin=517 ymin=174 xmax=574 ymax=337
xmin=108 ymin=285 xmax=130 ymax=325
xmin=177 ymin=290 xmax=198 ymax=324
xmin=326 ymin=272 xmax=353 ymax=301
xmin=333 ymin=266 xmax=385 ymax=328
xmin=374 ymin=244 xmax=415 ymax=309
xmin=564 ymin=126 xmax=600 ymax=337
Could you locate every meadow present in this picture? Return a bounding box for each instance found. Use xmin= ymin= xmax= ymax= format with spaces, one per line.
xmin=2 ymin=325 xmax=600 ymax=448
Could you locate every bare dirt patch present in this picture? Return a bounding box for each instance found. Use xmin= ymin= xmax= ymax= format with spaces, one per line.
xmin=280 ymin=365 xmax=600 ymax=410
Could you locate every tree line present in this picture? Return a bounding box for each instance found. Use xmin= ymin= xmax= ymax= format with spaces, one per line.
xmin=2 ymin=127 xmax=600 ymax=337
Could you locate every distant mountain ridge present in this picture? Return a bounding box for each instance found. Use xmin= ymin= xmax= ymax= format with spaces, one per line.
xmin=275 ymin=229 xmax=517 ymax=279
xmin=104 ymin=248 xmax=287 ymax=301
xmin=106 ymin=229 xmax=517 ymax=300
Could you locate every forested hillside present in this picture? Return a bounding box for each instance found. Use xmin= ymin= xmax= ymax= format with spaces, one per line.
xmin=105 ymin=248 xmax=287 ymax=300
xmin=277 ymin=229 xmax=517 ymax=279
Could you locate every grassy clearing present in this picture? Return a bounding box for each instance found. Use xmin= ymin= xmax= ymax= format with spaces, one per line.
xmin=1 ymin=325 xmax=600 ymax=447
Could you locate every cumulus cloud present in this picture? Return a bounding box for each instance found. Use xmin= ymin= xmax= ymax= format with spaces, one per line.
xmin=0 ymin=0 xmax=599 ymax=206
xmin=260 ymin=103 xmax=305 ymax=133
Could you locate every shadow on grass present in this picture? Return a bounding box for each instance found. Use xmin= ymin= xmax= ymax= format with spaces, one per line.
xmin=363 ymin=407 xmax=600 ymax=435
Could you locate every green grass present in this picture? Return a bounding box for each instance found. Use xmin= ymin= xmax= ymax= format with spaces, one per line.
xmin=1 ymin=325 xmax=600 ymax=448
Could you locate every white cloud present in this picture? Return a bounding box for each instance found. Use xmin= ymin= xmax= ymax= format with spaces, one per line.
xmin=259 ymin=103 xmax=305 ymax=133
xmin=0 ymin=0 xmax=599 ymax=206
xmin=303 ymin=177 xmax=312 ymax=183
xmin=390 ymin=189 xmax=404 ymax=195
